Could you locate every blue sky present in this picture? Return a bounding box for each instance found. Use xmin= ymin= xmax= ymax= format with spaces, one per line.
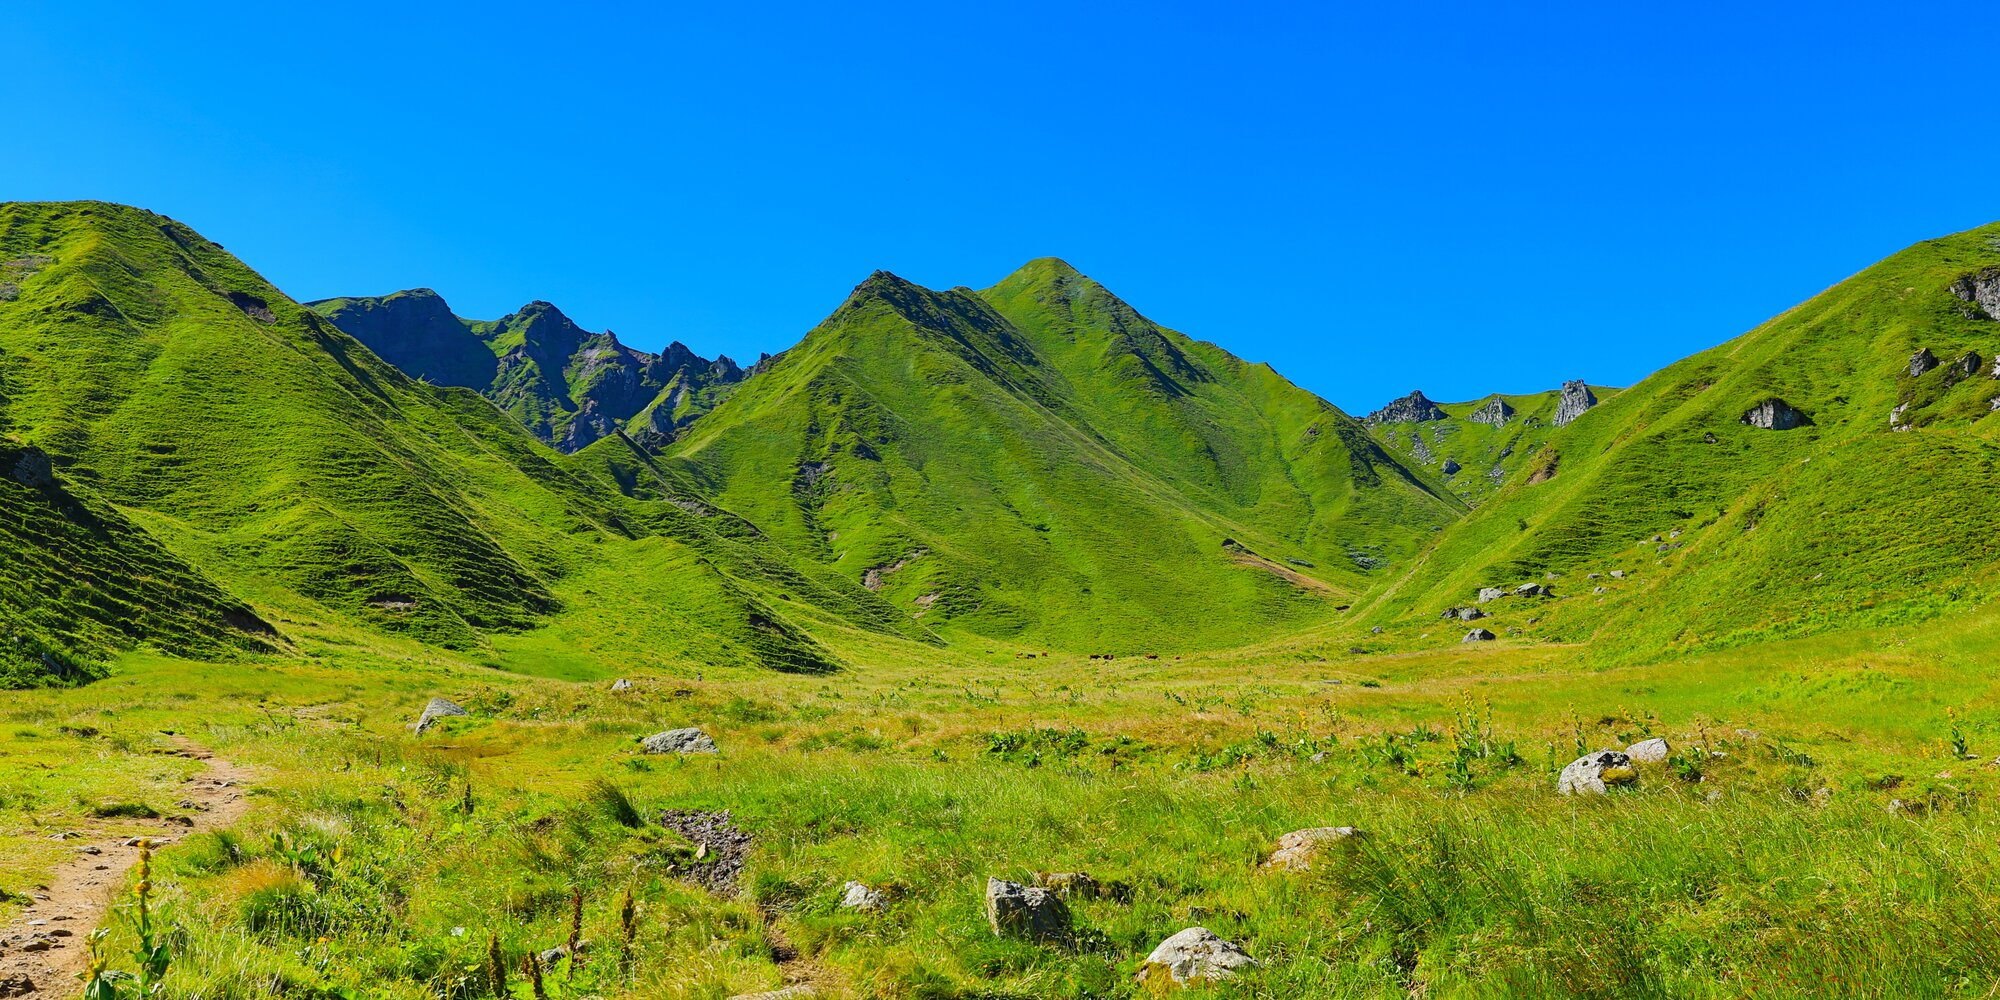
xmin=7 ymin=2 xmax=1996 ymax=411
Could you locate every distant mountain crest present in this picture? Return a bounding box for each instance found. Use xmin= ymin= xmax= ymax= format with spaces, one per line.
xmin=309 ymin=290 xmax=749 ymax=451
xmin=1367 ymin=390 xmax=1447 ymax=423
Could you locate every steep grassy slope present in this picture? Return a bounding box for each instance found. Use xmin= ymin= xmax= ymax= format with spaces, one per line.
xmin=661 ymin=266 xmax=1461 ymax=651
xmin=1366 ymin=388 xmax=1614 ymax=503
xmin=0 ymin=201 xmax=858 ymax=672
xmin=310 ymin=290 xmax=746 ymax=451
xmin=0 ymin=438 xmax=274 ymax=684
xmin=1359 ymin=221 xmax=2000 ymax=657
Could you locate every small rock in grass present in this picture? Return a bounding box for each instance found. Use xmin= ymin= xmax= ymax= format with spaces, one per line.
xmin=641 ymin=728 xmax=718 ymax=754
xmin=1559 ymin=750 xmax=1638 ymax=795
xmin=840 ymin=881 xmax=886 ymax=912
xmin=1263 ymin=826 xmax=1366 ymax=871
xmin=1625 ymin=738 xmax=1671 ymax=764
xmin=986 ymin=877 xmax=1071 ymax=943
xmin=611 ymin=678 xmax=634 ymax=692
xmin=1463 ymin=628 xmax=1496 ymax=642
xmin=1138 ymin=927 xmax=1256 ymax=987
xmin=409 ymin=697 xmax=467 ymax=734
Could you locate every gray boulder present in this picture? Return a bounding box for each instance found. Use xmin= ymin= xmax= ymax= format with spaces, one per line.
xmin=611 ymin=678 xmax=634 ymax=692
xmin=1263 ymin=826 xmax=1366 ymax=871
xmin=1463 ymin=628 xmax=1496 ymax=642
xmin=641 ymin=728 xmax=718 ymax=754
xmin=1948 ymin=351 xmax=1984 ymax=384
xmin=409 ymin=697 xmax=467 ymax=734
xmin=839 ymin=881 xmax=886 ymax=913
xmin=1593 ymin=586 xmax=1608 ymax=594
xmin=1609 ymin=570 xmax=1627 ymax=579
xmin=10 ymin=447 xmax=54 ymax=489
xmin=1910 ymin=347 xmax=1939 ymax=377
xmin=1890 ymin=402 xmax=1913 ymax=431
xmin=1441 ymin=606 xmax=1487 ymax=622
xmin=1553 ymin=380 xmax=1597 ymax=427
xmin=1626 ymin=737 xmax=1671 ymax=764
xmin=1740 ymin=398 xmax=1810 ymax=430
xmin=1138 ymin=927 xmax=1256 ymax=987
xmin=1558 ymin=750 xmax=1638 ymax=795
xmin=1477 ymin=587 xmax=1506 ymax=603
xmin=1441 ymin=457 xmax=1461 ymax=476
xmin=986 ymin=877 xmax=1071 ymax=943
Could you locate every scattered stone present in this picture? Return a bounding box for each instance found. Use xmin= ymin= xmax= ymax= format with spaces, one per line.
xmin=1609 ymin=570 xmax=1627 ymax=579
xmin=1553 ymin=379 xmax=1598 ymax=427
xmin=1890 ymin=402 xmax=1912 ymax=431
xmin=0 ymin=974 xmax=33 ymax=997
xmin=1263 ymin=826 xmax=1366 ymax=871
xmin=1740 ymin=398 xmax=1811 ymax=430
xmin=986 ymin=877 xmax=1071 ymax=943
xmin=641 ymin=728 xmax=718 ymax=755
xmin=1366 ymin=390 xmax=1447 ymax=424
xmin=1515 ymin=582 xmax=1551 ymax=597
xmin=1463 ymin=628 xmax=1496 ymax=642
xmin=1703 ymin=431 xmax=1718 ymax=444
xmin=1369 ymin=626 xmax=1384 ymax=634
xmin=1593 ymin=586 xmax=1608 ymax=594
xmin=1909 ymin=347 xmax=1939 ymax=377
xmin=1441 ymin=606 xmax=1487 ymax=622
xmin=1441 ymin=457 xmax=1461 ymax=476
xmin=611 ymin=678 xmax=634 ymax=692
xmin=1558 ymin=750 xmax=1639 ymax=795
xmin=1625 ymin=738 xmax=1671 ymax=764
xmin=9 ymin=447 xmax=54 ymax=490
xmin=537 ymin=940 xmax=590 ymax=965
xmin=409 ymin=697 xmax=467 ymax=735
xmin=1477 ymin=587 xmax=1506 ymax=602
xmin=1585 ymin=573 xmax=1601 ymax=580
xmin=1948 ymin=351 xmax=1984 ymax=384
xmin=840 ymin=881 xmax=886 ymax=912
xmin=1138 ymin=927 xmax=1257 ymax=987
xmin=1469 ymin=396 xmax=1515 ymax=426
xmin=1034 ymin=872 xmax=1100 ymax=899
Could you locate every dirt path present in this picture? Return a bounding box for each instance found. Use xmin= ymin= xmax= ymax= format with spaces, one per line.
xmin=0 ymin=738 xmax=256 ymax=997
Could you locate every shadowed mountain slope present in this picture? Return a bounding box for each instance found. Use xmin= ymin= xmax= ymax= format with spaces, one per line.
xmin=309 ymin=290 xmax=745 ymax=451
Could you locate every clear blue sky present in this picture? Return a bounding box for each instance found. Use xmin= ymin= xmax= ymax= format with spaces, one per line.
xmin=7 ymin=2 xmax=1996 ymax=411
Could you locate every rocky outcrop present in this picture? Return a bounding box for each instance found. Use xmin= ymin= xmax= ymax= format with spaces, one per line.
xmin=1477 ymin=587 xmax=1506 ymax=602
xmin=1740 ymin=398 xmax=1811 ymax=430
xmin=1441 ymin=606 xmax=1487 ymax=621
xmin=641 ymin=728 xmax=718 ymax=754
xmin=1950 ymin=268 xmax=2000 ymax=320
xmin=9 ymin=447 xmax=54 ymax=490
xmin=1553 ymin=380 xmax=1597 ymax=427
xmin=1947 ymin=351 xmax=1983 ymax=386
xmin=986 ymin=877 xmax=1071 ymax=943
xmin=1366 ymin=390 xmax=1447 ymax=424
xmin=1625 ymin=737 xmax=1671 ymax=764
xmin=1441 ymin=457 xmax=1461 ymax=476
xmin=1909 ymin=348 xmax=1939 ymax=378
xmin=1469 ymin=396 xmax=1514 ymax=426
xmin=1138 ymin=928 xmax=1256 ymax=987
xmin=1463 ymin=628 xmax=1496 ymax=642
xmin=1558 ymin=750 xmax=1638 ymax=795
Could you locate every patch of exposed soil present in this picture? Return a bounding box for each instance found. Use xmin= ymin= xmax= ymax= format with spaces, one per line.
xmin=658 ymin=809 xmax=752 ymax=894
xmin=0 ymin=738 xmax=256 ymax=994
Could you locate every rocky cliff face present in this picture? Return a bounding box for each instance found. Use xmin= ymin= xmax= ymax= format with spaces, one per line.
xmin=1366 ymin=389 xmax=1447 ymax=424
xmin=310 ymin=288 xmax=498 ymax=389
xmin=1950 ymin=267 xmax=2000 ymax=319
xmin=1553 ymin=380 xmax=1597 ymax=427
xmin=1468 ymin=396 xmax=1514 ymax=426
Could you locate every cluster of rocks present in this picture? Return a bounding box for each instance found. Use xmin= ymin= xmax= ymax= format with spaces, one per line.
xmin=1477 ymin=582 xmax=1552 ymax=604
xmin=1558 ymin=737 xmax=1671 ymax=795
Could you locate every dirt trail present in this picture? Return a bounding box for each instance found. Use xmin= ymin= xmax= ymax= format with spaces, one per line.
xmin=0 ymin=737 xmax=255 ymax=997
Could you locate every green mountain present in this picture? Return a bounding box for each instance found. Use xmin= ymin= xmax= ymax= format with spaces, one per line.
xmin=0 ymin=201 xmax=905 ymax=676
xmin=656 ymin=262 xmax=1463 ymax=651
xmin=308 ymin=290 xmax=747 ymax=451
xmin=1358 ymin=221 xmax=2000 ymax=656
xmin=1364 ymin=383 xmax=1617 ymax=503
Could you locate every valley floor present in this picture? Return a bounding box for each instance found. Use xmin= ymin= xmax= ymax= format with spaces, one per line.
xmin=7 ymin=609 xmax=2000 ymax=998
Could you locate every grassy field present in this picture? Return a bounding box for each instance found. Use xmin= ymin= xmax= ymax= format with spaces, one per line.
xmin=11 ymin=605 xmax=2000 ymax=999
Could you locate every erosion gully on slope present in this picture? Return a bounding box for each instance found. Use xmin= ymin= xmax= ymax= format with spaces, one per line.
xmin=0 ymin=737 xmax=256 ymax=997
